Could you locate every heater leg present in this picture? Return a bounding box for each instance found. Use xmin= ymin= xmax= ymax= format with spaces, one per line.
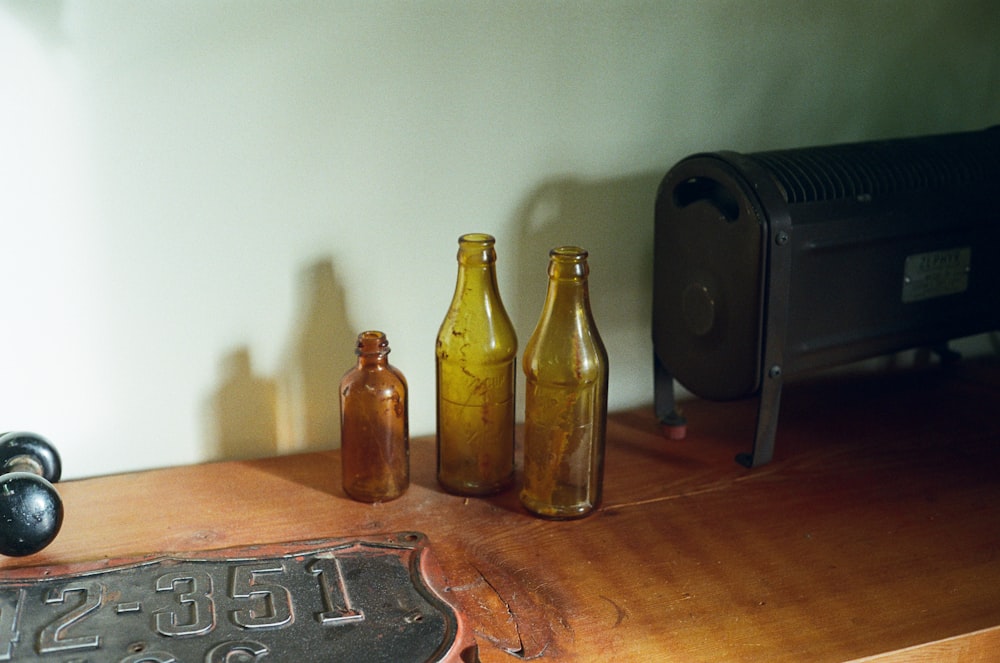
xmin=932 ymin=342 xmax=962 ymax=364
xmin=654 ymin=353 xmax=687 ymax=438
xmin=737 ymin=370 xmax=783 ymax=468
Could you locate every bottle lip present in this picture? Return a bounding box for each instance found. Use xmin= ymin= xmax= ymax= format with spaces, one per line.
xmin=356 ymin=330 xmax=390 ymax=354
xmin=547 ymin=246 xmax=589 ymax=280
xmin=459 ymin=233 xmax=496 ymax=246
xmin=457 ymin=233 xmax=498 ymax=265
xmin=549 ymin=246 xmax=588 ymax=260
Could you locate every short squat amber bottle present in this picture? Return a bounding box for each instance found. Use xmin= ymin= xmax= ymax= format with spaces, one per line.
xmin=340 ymin=330 xmax=409 ymax=503
xmin=521 ymin=247 xmax=609 ymax=519
xmin=436 ymin=233 xmax=517 ymax=495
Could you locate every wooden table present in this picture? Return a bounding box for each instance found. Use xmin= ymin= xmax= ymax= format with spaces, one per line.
xmin=5 ymin=359 xmax=1000 ymax=661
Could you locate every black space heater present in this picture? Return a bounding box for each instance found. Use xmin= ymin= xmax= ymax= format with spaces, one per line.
xmin=653 ymin=126 xmax=1000 ymax=467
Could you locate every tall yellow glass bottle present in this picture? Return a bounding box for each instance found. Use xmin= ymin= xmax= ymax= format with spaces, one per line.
xmin=436 ymin=233 xmax=517 ymax=495
xmin=521 ymin=246 xmax=609 ymax=519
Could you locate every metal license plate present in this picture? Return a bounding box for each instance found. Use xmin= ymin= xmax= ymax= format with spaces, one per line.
xmin=0 ymin=532 xmax=473 ymax=662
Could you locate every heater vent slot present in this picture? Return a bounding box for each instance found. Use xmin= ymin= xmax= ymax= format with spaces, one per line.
xmin=752 ymin=133 xmax=1000 ymax=204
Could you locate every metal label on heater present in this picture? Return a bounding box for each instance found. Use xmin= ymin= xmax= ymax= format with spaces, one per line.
xmin=902 ymin=247 xmax=971 ymax=303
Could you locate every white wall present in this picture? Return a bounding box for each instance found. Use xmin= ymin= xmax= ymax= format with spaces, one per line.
xmin=2 ymin=0 xmax=998 ymax=479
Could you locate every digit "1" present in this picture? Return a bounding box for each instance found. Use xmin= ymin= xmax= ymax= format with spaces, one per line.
xmin=306 ymin=556 xmax=364 ymax=625
xmin=0 ymin=589 xmax=23 ymax=661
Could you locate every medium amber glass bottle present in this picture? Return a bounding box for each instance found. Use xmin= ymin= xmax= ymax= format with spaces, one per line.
xmin=340 ymin=330 xmax=409 ymax=503
xmin=521 ymin=247 xmax=609 ymax=519
xmin=436 ymin=233 xmax=518 ymax=495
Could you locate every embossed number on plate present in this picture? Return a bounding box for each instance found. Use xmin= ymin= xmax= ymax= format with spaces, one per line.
xmin=0 ymin=532 xmax=471 ymax=662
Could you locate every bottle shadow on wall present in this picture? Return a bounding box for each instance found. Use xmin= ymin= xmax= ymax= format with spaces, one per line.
xmin=207 ymin=347 xmax=279 ymax=461
xmin=205 ymin=257 xmax=356 ymax=463
xmin=510 ymin=172 xmax=663 ymax=372
xmin=276 ymin=258 xmax=357 ymax=454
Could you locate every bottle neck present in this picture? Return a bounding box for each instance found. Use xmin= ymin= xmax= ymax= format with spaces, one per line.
xmin=355 ymin=330 xmax=390 ymax=368
xmin=453 ymin=233 xmax=501 ymax=297
xmin=543 ymin=246 xmax=591 ymax=312
xmin=456 ymin=260 xmax=499 ymax=289
xmin=524 ymin=246 xmax=605 ymax=382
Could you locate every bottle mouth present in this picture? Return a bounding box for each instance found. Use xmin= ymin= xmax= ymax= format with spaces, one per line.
xmin=457 ymin=233 xmax=498 ymax=264
xmin=356 ymin=330 xmax=389 ymax=354
xmin=459 ymin=233 xmax=495 ymax=246
xmin=550 ymin=246 xmax=588 ymax=260
xmin=547 ymin=246 xmax=589 ymax=279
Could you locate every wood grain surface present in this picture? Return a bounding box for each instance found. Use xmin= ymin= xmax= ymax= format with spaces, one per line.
xmin=4 ymin=359 xmax=999 ymax=661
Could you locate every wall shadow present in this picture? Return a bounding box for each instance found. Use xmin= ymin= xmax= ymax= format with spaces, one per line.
xmin=206 ymin=346 xmax=279 ymax=461
xmin=275 ymin=257 xmax=356 ymax=453
xmin=510 ymin=172 xmax=664 ymax=392
xmin=0 ymin=0 xmax=67 ymax=47
xmin=205 ymin=256 xmax=356 ymax=463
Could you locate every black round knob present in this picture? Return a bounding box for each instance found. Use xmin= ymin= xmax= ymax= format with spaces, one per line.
xmin=0 ymin=472 xmax=63 ymax=556
xmin=0 ymin=432 xmax=64 ymax=557
xmin=0 ymin=431 xmax=61 ymax=482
